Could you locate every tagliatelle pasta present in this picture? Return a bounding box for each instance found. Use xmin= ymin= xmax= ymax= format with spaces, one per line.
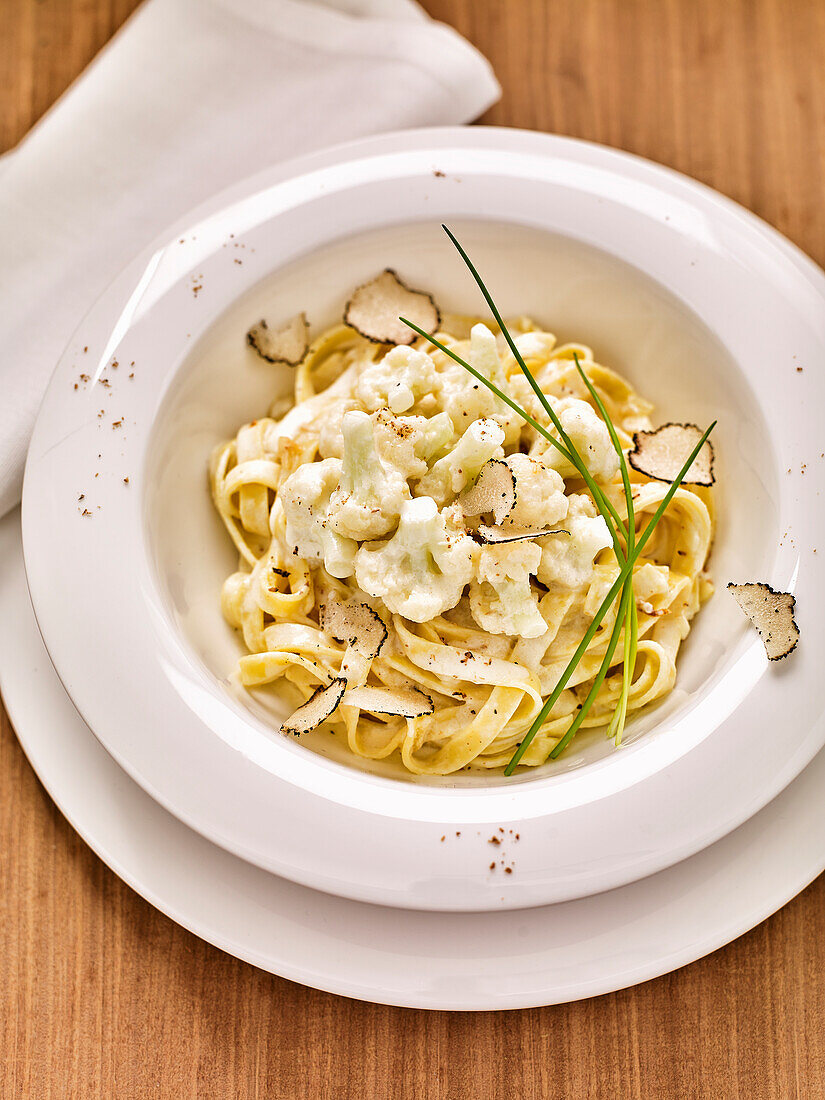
xmin=210 ymin=311 xmax=713 ymax=774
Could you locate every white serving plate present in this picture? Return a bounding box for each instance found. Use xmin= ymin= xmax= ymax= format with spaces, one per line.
xmin=22 ymin=127 xmax=825 ymax=911
xmin=2 ymin=509 xmax=824 ymax=1010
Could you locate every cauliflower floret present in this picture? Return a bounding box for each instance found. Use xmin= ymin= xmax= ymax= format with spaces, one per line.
xmin=507 ymin=370 xmax=557 ymax=428
xmin=371 ymin=409 xmax=456 ymax=480
xmin=541 ymin=398 xmax=619 ymax=483
xmin=328 ymin=411 xmax=409 ymax=541
xmin=469 ymin=542 xmax=547 ymax=638
xmin=416 ymin=411 xmax=457 ymax=461
xmin=355 ymin=346 xmax=439 ymax=414
xmin=468 ymin=324 xmax=523 ymax=444
xmin=633 ymin=562 xmax=671 ymax=614
xmin=634 ymin=562 xmax=670 ymax=601
xmin=317 ymin=398 xmax=359 ymax=458
xmin=513 ymin=330 xmax=557 ymax=361
xmin=537 ymin=493 xmax=612 ymax=589
xmin=281 ymin=458 xmax=356 ymax=579
xmin=436 ymin=325 xmax=520 ymax=441
xmin=502 ymin=453 xmax=569 ymax=530
xmin=416 ymin=418 xmax=504 ymax=505
xmin=354 ymin=497 xmax=475 ymax=622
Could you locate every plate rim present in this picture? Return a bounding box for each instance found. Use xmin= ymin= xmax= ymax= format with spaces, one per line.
xmin=3 ymin=507 xmax=825 ymax=1010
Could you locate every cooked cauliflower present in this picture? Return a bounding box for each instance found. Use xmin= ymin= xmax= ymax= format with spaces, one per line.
xmin=416 ymin=411 xmax=457 ymax=460
xmin=354 ymin=497 xmax=475 ymax=622
xmin=328 ymin=411 xmax=408 ymax=541
xmin=536 ymin=493 xmax=612 ymax=589
xmin=471 ymin=324 xmax=524 ymax=444
xmin=502 ymin=453 xmax=569 ymax=530
xmin=416 ymin=418 xmax=504 ymax=505
xmin=317 ymin=398 xmax=359 ymax=458
xmin=436 ymin=324 xmax=519 ymax=439
xmin=469 ymin=542 xmax=547 ymax=638
xmin=633 ymin=562 xmax=671 ymax=614
xmin=370 ymin=409 xmax=455 ymax=480
xmin=513 ymin=331 xmax=557 ymax=361
xmin=281 ymin=458 xmax=357 ymax=579
xmin=635 ymin=562 xmax=670 ymax=600
xmin=355 ymin=345 xmax=439 ymax=413
xmin=541 ymin=398 xmax=619 ymax=483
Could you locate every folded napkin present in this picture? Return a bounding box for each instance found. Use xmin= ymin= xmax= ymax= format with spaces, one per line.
xmin=0 ymin=0 xmax=499 ymax=517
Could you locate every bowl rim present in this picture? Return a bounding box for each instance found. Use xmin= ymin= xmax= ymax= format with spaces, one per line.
xmin=22 ymin=126 xmax=825 ymax=910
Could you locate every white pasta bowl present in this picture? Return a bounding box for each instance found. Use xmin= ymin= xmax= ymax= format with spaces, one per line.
xmin=22 ymin=128 xmax=825 ymax=911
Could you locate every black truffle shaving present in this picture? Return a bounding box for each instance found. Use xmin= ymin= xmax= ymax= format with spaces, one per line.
xmin=459 ymin=459 xmax=517 ymax=525
xmin=628 ymin=422 xmax=715 ymax=486
xmin=280 ymin=678 xmax=347 ymax=736
xmin=247 ymin=312 xmax=309 ymax=365
xmin=727 ymin=581 xmax=799 ymax=660
xmin=474 ymin=525 xmax=570 ymax=545
xmin=320 ymin=597 xmax=388 ymax=659
xmin=342 ymin=685 xmax=435 ymax=718
xmin=343 ymin=269 xmax=440 ymax=346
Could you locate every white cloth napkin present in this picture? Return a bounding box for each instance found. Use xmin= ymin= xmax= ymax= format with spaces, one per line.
xmin=0 ymin=0 xmax=499 ymax=518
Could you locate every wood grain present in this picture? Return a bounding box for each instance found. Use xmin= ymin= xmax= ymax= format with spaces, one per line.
xmin=2 ymin=0 xmax=825 ymax=1096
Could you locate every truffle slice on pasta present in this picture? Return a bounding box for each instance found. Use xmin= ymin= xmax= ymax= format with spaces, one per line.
xmin=280 ymin=678 xmax=347 ymax=736
xmin=476 ymin=525 xmax=569 ymax=545
xmin=344 ymin=269 xmax=440 ymax=345
xmin=320 ymin=597 xmax=388 ymax=659
xmin=629 ymin=423 xmax=715 ymax=486
xmin=342 ymin=685 xmax=434 ymax=718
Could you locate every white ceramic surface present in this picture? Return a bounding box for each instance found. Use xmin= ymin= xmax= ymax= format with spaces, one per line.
xmin=3 ymin=509 xmax=824 ymax=1010
xmin=22 ymin=128 xmax=825 ymax=911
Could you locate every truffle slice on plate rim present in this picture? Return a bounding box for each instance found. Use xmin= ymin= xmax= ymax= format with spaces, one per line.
xmin=727 ymin=581 xmax=800 ymax=661
xmin=247 ymin=312 xmax=310 ymax=366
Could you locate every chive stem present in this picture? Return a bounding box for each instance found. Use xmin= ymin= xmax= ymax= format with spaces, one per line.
xmin=607 ymin=597 xmax=637 ymax=745
xmin=504 ymin=419 xmax=715 ymax=773
xmin=548 ymin=577 xmax=632 ymax=759
xmin=572 ymin=350 xmax=639 ymax=746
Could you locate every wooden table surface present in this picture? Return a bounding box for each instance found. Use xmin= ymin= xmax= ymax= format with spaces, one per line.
xmin=2 ymin=1 xmax=825 ymax=1096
